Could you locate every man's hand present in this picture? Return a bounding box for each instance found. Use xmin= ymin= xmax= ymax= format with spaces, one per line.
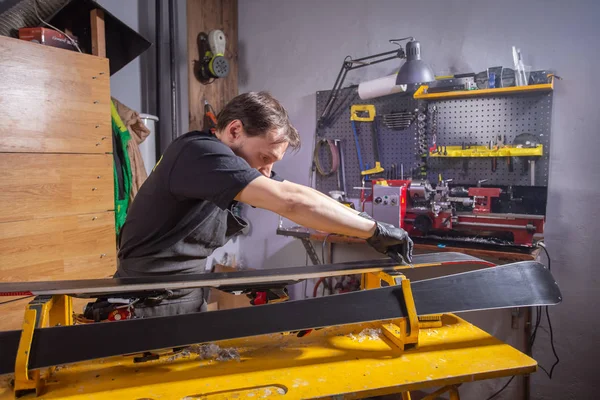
xmin=366 ymin=222 xmax=414 ymax=264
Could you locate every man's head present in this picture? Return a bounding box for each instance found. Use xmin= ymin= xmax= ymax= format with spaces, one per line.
xmin=215 ymin=92 xmax=300 ymax=177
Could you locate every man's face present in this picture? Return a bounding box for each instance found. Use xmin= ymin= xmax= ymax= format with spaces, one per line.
xmin=221 ymin=120 xmax=288 ymax=177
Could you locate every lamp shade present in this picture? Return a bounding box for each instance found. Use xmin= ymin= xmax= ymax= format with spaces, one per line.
xmin=396 ymin=40 xmax=434 ymax=85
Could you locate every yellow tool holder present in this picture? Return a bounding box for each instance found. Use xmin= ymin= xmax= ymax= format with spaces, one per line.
xmin=350 ymin=104 xmax=376 ymax=121
xmin=429 ymin=144 xmax=543 ymax=158
xmin=413 ymin=78 xmax=554 ymax=100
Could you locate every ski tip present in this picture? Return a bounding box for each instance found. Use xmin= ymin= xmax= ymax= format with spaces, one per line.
xmin=523 ymin=261 xmax=563 ymax=306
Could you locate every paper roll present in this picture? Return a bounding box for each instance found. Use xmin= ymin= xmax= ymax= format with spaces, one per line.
xmin=358 ymin=74 xmax=407 ymax=100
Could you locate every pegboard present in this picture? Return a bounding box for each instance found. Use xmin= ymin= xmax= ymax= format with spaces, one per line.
xmin=425 ymin=93 xmax=553 ymax=186
xmin=315 ymin=88 xmax=553 ymax=198
xmin=315 ymin=88 xmax=420 ymax=199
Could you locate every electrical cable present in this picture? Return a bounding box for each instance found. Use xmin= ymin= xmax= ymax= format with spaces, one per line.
xmin=0 ymin=296 xmax=33 ymax=306
xmin=321 ymin=233 xmax=333 ymax=264
xmin=313 ymin=277 xmax=326 ymax=298
xmin=303 ymin=252 xmax=309 ymax=299
xmin=484 ymin=376 xmax=515 ymax=400
xmin=538 ymin=306 xmax=560 ymax=379
xmin=529 ymin=242 xmax=559 ymax=379
xmin=34 ymin=0 xmax=82 ymax=53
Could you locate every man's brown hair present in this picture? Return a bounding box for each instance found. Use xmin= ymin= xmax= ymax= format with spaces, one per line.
xmin=217 ymin=91 xmax=300 ymax=150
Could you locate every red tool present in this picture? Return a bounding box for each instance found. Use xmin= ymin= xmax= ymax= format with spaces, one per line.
xmin=468 ymin=187 xmax=502 ymax=214
xmin=203 ymin=100 xmax=218 ymax=134
xmin=365 ymin=179 xmax=544 ymax=246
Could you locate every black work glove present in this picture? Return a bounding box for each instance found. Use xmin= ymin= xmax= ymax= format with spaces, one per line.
xmin=366 ymin=221 xmax=414 ymax=264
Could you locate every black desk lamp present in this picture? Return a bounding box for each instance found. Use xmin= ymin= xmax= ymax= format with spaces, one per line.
xmin=318 ymin=37 xmax=433 ymax=129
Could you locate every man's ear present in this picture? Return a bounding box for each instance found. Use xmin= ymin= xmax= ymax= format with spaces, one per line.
xmin=227 ymin=120 xmax=244 ymax=140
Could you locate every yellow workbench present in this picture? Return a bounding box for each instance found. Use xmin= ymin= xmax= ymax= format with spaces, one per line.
xmin=0 ymin=314 xmax=536 ymax=399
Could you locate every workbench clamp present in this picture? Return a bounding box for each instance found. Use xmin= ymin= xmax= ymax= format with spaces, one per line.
xmin=13 ymin=295 xmax=73 ymax=398
xmin=362 ymin=271 xmax=421 ymax=351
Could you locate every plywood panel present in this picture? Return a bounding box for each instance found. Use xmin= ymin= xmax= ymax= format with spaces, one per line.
xmin=0 ymin=211 xmax=116 ymax=281
xmin=0 ymin=36 xmax=111 ymax=154
xmin=0 ymin=153 xmax=114 ymax=223
xmin=0 ymin=211 xmax=116 ymax=331
xmin=1 ymin=297 xmax=94 ymax=332
xmin=187 ymin=0 xmax=238 ymax=130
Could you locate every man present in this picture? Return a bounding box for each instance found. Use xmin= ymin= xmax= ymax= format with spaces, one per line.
xmin=117 ymin=91 xmax=413 ymax=317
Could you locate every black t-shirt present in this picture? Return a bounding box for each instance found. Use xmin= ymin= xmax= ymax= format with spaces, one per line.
xmin=117 ymin=130 xmax=279 ymax=276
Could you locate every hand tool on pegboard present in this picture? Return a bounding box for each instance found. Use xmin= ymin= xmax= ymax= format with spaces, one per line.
xmin=203 ymin=100 xmax=218 ymax=134
xmin=350 ymin=104 xmax=385 ymax=180
xmin=513 ymin=133 xmax=540 ymax=186
xmin=382 ymin=109 xmax=416 ymax=130
xmin=414 ymin=105 xmax=432 ymax=179
xmin=333 ymin=139 xmax=348 ymax=195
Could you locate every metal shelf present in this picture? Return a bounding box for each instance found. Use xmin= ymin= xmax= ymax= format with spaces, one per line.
xmin=429 ymin=145 xmax=543 ymax=158
xmin=414 ymin=81 xmax=553 ymax=100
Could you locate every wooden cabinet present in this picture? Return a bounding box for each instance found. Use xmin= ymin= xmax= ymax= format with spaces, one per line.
xmin=0 ymin=37 xmax=116 ymax=330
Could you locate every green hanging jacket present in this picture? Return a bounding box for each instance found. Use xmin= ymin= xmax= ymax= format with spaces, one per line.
xmin=111 ymin=101 xmax=132 ymax=235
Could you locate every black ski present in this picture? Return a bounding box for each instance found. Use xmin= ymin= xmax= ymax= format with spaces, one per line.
xmin=0 ymin=252 xmax=492 ymax=297
xmin=0 ymin=261 xmax=561 ymax=375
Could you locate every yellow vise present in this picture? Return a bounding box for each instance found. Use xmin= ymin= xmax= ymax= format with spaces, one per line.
xmin=13 ymin=295 xmax=72 ymax=397
xmin=362 ymin=269 xmax=442 ymax=351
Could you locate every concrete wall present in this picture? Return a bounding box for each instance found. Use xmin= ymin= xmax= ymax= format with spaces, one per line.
xmin=238 ymin=0 xmax=600 ymax=399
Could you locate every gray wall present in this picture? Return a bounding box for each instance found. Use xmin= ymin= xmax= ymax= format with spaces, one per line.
xmin=98 ymin=0 xmax=189 ymax=147
xmin=98 ymin=0 xmax=142 ymax=112
xmin=238 ymin=0 xmax=600 ymax=399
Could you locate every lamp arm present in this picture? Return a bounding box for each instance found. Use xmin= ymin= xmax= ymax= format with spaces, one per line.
xmin=389 ymin=37 xmax=414 ymax=46
xmin=318 ymin=49 xmax=402 ymax=129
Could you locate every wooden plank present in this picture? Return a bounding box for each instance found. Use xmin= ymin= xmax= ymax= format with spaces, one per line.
xmin=0 ymin=211 xmax=116 ymax=280
xmin=0 ymin=153 xmax=114 ymax=223
xmin=187 ymin=0 xmax=238 ymax=131
xmin=0 ymin=211 xmax=116 ymax=331
xmin=90 ymin=9 xmax=106 ymax=58
xmin=0 ymin=36 xmax=111 ymax=154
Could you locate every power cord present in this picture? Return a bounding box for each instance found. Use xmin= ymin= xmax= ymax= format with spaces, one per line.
xmin=484 ymin=376 xmax=514 ymax=400
xmin=530 ymin=242 xmax=560 ymax=379
xmin=321 ymin=233 xmax=333 ymax=264
xmin=485 ymin=242 xmax=559 ymax=399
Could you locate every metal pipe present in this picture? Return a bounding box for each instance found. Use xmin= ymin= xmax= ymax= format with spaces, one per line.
xmin=453 ymin=221 xmax=532 ymax=230
xmin=168 ymin=0 xmax=179 ymax=141
xmin=338 ymin=140 xmax=347 ymax=196
xmin=333 ymin=140 xmax=342 ymax=191
xmin=530 ymin=160 xmax=536 ymax=186
xmin=155 ymin=0 xmax=162 ymax=159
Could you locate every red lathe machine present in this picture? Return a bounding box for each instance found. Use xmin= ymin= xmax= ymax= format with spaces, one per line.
xmin=368 ymin=179 xmax=544 ymax=246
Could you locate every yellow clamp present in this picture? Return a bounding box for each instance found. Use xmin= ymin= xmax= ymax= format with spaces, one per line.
xmin=350 ymin=104 xmax=376 ymax=122
xmin=361 ymin=161 xmax=384 ymax=176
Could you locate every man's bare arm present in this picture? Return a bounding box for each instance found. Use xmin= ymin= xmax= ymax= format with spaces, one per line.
xmin=311 ymin=186 xmax=362 ymax=215
xmin=235 ymin=177 xmax=375 ymax=238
